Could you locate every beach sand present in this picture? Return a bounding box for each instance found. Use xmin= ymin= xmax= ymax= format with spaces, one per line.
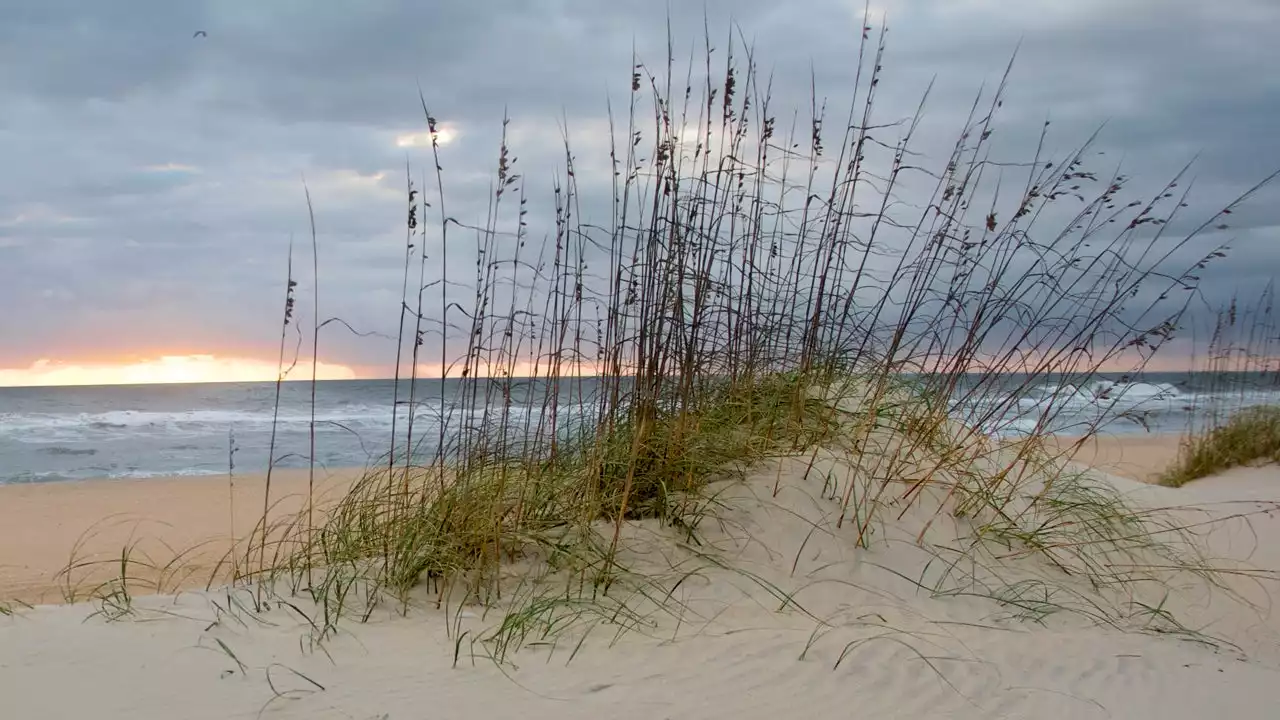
xmin=2 ymin=441 xmax=1279 ymax=719
xmin=1046 ymin=432 xmax=1186 ymax=483
xmin=0 ymin=468 xmax=363 ymax=605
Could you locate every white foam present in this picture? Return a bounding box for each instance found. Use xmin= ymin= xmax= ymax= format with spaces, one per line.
xmin=0 ymin=402 xmax=566 ymax=446
xmin=102 ymin=468 xmax=227 ymax=480
xmin=958 ymin=379 xmax=1280 ymax=439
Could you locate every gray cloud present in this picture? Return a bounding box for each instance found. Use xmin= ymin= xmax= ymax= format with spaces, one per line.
xmin=1 ymin=0 xmax=1277 ymax=375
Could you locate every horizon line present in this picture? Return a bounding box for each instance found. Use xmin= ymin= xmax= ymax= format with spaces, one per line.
xmin=0 ymin=367 xmax=1246 ymax=391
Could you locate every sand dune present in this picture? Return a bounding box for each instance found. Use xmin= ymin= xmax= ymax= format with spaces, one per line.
xmin=2 ymin=447 xmax=1279 ymax=719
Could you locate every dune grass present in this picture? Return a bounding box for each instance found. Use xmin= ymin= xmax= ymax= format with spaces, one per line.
xmin=238 ymin=373 xmax=852 ymax=626
xmin=1160 ymin=405 xmax=1280 ymax=487
xmin=52 ymin=15 xmax=1280 ymax=663
xmin=1156 ymin=286 xmax=1280 ymax=487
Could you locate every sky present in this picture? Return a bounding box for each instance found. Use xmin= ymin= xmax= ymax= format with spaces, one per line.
xmin=1 ymin=0 xmax=1277 ymax=385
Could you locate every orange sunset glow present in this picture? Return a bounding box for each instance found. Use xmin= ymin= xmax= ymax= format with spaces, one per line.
xmin=0 ymin=355 xmax=359 ymax=388
xmin=0 ymin=355 xmax=610 ymax=388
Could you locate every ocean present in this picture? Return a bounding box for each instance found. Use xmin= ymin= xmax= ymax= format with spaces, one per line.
xmin=1 ymin=373 xmax=1277 ymax=485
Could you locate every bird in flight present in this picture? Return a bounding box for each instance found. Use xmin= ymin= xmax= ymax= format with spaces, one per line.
xmin=193 ymin=30 xmax=207 ymax=38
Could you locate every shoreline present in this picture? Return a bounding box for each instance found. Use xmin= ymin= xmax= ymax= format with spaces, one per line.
xmin=0 ymin=428 xmax=1186 ymax=485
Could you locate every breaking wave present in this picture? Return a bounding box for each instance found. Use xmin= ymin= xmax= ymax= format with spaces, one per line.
xmin=961 ymin=379 xmax=1280 ymax=437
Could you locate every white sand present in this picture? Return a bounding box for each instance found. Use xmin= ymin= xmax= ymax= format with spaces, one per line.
xmin=2 ymin=454 xmax=1279 ymax=719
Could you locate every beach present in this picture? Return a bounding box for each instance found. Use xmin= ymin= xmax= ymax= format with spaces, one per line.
xmin=2 ymin=432 xmax=1279 ymax=719
xmin=1046 ymin=432 xmax=1186 ymax=483
xmin=0 ymin=468 xmax=363 ymax=605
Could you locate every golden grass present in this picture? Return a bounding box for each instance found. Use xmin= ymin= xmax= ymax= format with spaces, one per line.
xmin=1159 ymin=405 xmax=1280 ymax=487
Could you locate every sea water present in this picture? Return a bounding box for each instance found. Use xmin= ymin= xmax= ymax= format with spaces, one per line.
xmin=1 ymin=373 xmax=1276 ymax=484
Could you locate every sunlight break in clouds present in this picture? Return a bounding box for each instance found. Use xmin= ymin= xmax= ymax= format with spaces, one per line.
xmin=0 ymin=355 xmax=357 ymax=388
xmin=395 ymin=124 xmax=458 ymax=148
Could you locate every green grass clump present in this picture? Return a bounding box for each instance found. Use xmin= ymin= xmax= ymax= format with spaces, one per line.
xmin=583 ymin=373 xmax=843 ymax=521
xmin=236 ymin=370 xmax=849 ymax=632
xmin=1160 ymin=405 xmax=1280 ymax=487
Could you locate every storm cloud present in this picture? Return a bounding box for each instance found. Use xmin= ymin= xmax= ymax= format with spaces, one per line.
xmin=1 ymin=0 xmax=1277 ymax=376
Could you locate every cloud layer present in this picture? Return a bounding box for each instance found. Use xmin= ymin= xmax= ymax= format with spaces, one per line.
xmin=2 ymin=0 xmax=1277 ymax=377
